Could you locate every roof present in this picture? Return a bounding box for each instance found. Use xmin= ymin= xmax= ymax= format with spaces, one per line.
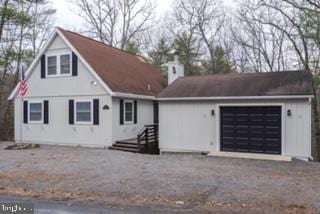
xmin=58 ymin=28 xmax=166 ymax=96
xmin=157 ymin=71 xmax=314 ymax=99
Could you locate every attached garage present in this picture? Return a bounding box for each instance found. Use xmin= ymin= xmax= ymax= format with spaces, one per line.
xmin=157 ymin=71 xmax=315 ymax=160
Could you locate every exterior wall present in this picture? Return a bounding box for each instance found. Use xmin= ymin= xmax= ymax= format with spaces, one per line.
xmin=15 ymin=95 xmax=112 ymax=147
xmin=159 ymin=98 xmax=312 ymax=159
xmin=14 ymin=34 xmax=113 ymax=147
xmin=112 ymin=98 xmax=154 ymax=142
xmin=25 ymin=35 xmax=106 ymax=97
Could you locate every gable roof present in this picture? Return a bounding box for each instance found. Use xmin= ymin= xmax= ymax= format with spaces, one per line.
xmin=58 ymin=28 xmax=166 ymax=96
xmin=158 ymin=71 xmax=314 ymax=99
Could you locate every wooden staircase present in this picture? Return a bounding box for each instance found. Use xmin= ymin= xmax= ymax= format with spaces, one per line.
xmin=108 ymin=124 xmax=159 ymax=154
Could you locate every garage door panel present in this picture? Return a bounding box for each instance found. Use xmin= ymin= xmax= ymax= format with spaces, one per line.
xmin=221 ymin=106 xmax=281 ymax=155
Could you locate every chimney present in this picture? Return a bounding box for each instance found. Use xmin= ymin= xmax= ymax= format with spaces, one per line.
xmin=167 ymin=53 xmax=184 ymax=85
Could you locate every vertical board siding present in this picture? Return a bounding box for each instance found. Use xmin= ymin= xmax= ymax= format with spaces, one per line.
xmin=159 ymin=99 xmax=312 ymax=159
xmin=112 ymin=98 xmax=154 ymax=142
xmin=15 ymin=95 xmax=112 ymax=147
xmin=159 ymin=101 xmax=215 ymax=152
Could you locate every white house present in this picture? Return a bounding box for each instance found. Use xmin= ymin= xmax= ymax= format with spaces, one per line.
xmin=8 ymin=27 xmax=165 ymax=149
xmin=9 ymin=27 xmax=315 ymax=160
xmin=158 ymin=59 xmax=315 ymax=161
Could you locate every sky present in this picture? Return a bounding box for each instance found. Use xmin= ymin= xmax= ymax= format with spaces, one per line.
xmin=51 ymin=0 xmax=235 ymax=30
xmin=52 ymin=0 xmax=174 ymax=30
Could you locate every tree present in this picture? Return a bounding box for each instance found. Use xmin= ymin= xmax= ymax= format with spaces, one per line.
xmin=124 ymin=41 xmax=140 ymax=54
xmin=148 ymin=37 xmax=172 ymax=73
xmin=172 ymin=32 xmax=202 ymax=76
xmin=71 ymin=0 xmax=156 ymax=49
xmin=202 ymin=46 xmax=234 ymax=74
xmin=0 ymin=0 xmax=55 ymax=141
xmin=231 ymin=0 xmax=288 ymax=72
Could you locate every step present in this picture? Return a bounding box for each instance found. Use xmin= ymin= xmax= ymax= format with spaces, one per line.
xmin=108 ymin=146 xmax=139 ymax=153
xmin=113 ymin=142 xmax=140 ymax=149
xmin=115 ymin=141 xmax=138 ymax=145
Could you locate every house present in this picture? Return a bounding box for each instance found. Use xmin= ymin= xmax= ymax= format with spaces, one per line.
xmin=8 ymin=27 xmax=165 ymax=149
xmin=9 ymin=27 xmax=315 ymax=161
xmin=158 ymin=58 xmax=315 ymax=161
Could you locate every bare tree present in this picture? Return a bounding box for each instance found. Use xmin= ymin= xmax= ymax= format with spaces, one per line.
xmin=231 ymin=0 xmax=288 ymax=72
xmin=71 ymin=0 xmax=156 ymax=49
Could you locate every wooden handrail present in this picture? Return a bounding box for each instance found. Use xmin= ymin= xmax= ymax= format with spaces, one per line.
xmin=137 ymin=124 xmax=159 ymax=153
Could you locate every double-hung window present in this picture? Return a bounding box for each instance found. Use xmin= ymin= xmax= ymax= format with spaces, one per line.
xmin=75 ymin=101 xmax=92 ymax=124
xmin=60 ymin=54 xmax=71 ymax=74
xmin=29 ymin=102 xmax=43 ymax=123
xmin=47 ymin=53 xmax=71 ymax=77
xmin=124 ymin=100 xmax=134 ymax=124
xmin=47 ymin=56 xmax=57 ymax=75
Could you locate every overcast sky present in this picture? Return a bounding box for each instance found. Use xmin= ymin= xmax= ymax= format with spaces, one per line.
xmin=51 ymin=0 xmax=235 ymax=30
xmin=51 ymin=0 xmax=174 ymax=30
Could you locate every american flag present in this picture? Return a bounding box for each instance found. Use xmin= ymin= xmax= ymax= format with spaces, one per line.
xmin=19 ymin=65 xmax=28 ymax=97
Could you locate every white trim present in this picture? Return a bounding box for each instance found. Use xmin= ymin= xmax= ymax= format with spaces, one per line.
xmin=215 ymin=103 xmax=285 ymax=156
xmin=208 ymin=151 xmax=292 ymax=162
xmin=28 ymin=101 xmax=44 ymax=124
xmin=55 ymin=28 xmax=114 ymax=96
xmin=8 ymin=27 xmax=115 ymax=100
xmin=74 ymin=100 xmax=93 ymax=125
xmin=114 ymin=92 xmax=155 ymax=100
xmin=157 ymin=95 xmax=314 ymax=101
xmin=8 ymin=30 xmax=58 ymax=100
xmin=46 ymin=51 xmax=72 ymax=77
xmin=123 ymin=100 xmax=134 ymax=124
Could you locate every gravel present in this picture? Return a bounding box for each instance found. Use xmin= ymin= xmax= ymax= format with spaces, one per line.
xmin=0 ymin=142 xmax=319 ymax=213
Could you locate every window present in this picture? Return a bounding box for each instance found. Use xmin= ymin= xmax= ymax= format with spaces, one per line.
xmin=60 ymin=54 xmax=71 ymax=74
xmin=47 ymin=56 xmax=57 ymax=75
xmin=47 ymin=53 xmax=71 ymax=76
xmin=29 ymin=102 xmax=43 ymax=122
xmin=75 ymin=101 xmax=92 ymax=123
xmin=124 ymin=101 xmax=134 ymax=123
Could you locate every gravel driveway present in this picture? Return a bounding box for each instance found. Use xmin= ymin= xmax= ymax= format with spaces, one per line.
xmin=0 ymin=142 xmax=319 ymax=213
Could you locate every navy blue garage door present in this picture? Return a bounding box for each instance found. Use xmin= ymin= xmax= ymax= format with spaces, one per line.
xmin=220 ymin=106 xmax=282 ymax=154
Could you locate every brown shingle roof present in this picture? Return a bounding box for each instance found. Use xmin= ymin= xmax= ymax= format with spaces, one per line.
xmin=59 ymin=28 xmax=166 ymax=96
xmin=158 ymin=71 xmax=314 ymax=98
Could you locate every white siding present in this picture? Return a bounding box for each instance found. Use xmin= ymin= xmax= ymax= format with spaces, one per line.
xmin=112 ymin=98 xmax=154 ymax=142
xmin=22 ymin=35 xmax=106 ymax=98
xmin=15 ymin=95 xmax=112 ymax=147
xmin=14 ymin=34 xmax=113 ymax=147
xmin=159 ymin=99 xmax=312 ymax=159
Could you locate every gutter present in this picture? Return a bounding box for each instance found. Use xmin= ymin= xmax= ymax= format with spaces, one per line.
xmin=157 ymin=95 xmax=314 ymax=101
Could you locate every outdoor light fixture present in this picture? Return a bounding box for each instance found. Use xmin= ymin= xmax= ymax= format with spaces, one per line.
xmin=90 ymin=80 xmax=97 ymax=86
xmin=103 ymin=105 xmax=110 ymax=110
xmin=287 ymin=109 xmax=292 ymax=116
xmin=211 ymin=109 xmax=215 ymax=116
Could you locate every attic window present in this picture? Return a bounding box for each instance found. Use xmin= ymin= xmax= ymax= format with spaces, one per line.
xmin=47 ymin=56 xmax=57 ymax=75
xmin=47 ymin=52 xmax=71 ymax=77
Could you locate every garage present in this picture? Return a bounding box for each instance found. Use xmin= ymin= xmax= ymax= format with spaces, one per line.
xmin=158 ymin=71 xmax=314 ymax=160
xmin=220 ymin=106 xmax=282 ymax=154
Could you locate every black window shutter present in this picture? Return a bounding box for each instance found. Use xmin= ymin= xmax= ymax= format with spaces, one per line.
xmin=93 ymin=99 xmax=99 ymax=125
xmin=44 ymin=100 xmax=49 ymax=124
xmin=72 ymin=52 xmax=78 ymax=76
xmin=134 ymin=100 xmax=137 ymax=124
xmin=23 ymin=101 xmax=28 ymax=123
xmin=41 ymin=55 xmax=46 ymax=78
xmin=120 ymin=99 xmax=124 ymax=125
xmin=69 ymin=100 xmax=74 ymax=124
